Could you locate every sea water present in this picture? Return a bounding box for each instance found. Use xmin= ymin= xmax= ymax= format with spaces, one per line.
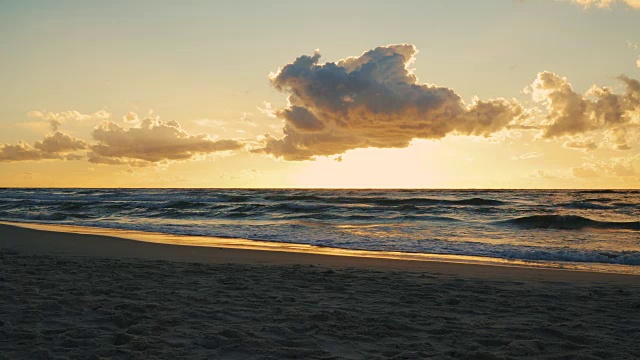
xmin=1 ymin=188 xmax=638 ymax=273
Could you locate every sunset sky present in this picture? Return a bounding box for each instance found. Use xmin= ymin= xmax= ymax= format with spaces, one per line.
xmin=1 ymin=0 xmax=639 ymax=188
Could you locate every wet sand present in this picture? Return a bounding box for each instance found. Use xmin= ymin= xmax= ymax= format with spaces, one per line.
xmin=1 ymin=222 xmax=639 ymax=359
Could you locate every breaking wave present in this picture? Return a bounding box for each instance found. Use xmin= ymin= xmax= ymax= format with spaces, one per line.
xmin=499 ymin=215 xmax=640 ymax=231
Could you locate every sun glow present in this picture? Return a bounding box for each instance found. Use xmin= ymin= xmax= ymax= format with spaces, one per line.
xmin=294 ymin=141 xmax=448 ymax=189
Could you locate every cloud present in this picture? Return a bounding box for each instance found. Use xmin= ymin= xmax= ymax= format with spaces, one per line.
xmin=87 ymin=153 xmax=154 ymax=167
xmin=531 ymin=169 xmax=558 ymax=179
xmin=254 ymin=44 xmax=526 ymax=160
xmin=563 ymin=137 xmax=598 ymax=151
xmin=511 ymin=152 xmax=543 ymax=160
xmin=605 ymin=153 xmax=639 ymax=175
xmin=572 ymin=154 xmax=638 ymax=178
xmin=28 ymin=110 xmax=111 ymax=131
xmin=529 ymin=72 xmax=640 ymax=149
xmin=603 ymin=126 xmax=639 ymax=150
xmin=570 ymin=0 xmax=640 ymax=9
xmin=89 ymin=117 xmax=244 ymax=165
xmin=240 ymin=112 xmax=257 ymax=127
xmin=4 ymin=112 xmax=244 ymax=166
xmin=571 ymin=0 xmax=613 ymax=9
xmin=0 ymin=142 xmax=59 ymax=162
xmin=257 ymin=102 xmax=278 ymax=118
xmin=123 ymin=112 xmax=139 ymax=125
xmin=0 ymin=132 xmax=87 ymax=162
xmin=572 ymin=165 xmax=599 ymax=178
xmin=195 ymin=119 xmax=227 ymax=128
xmin=33 ymin=131 xmax=87 ymax=153
xmin=529 ymin=72 xmax=591 ymax=137
xmin=630 ymin=42 xmax=640 ymax=67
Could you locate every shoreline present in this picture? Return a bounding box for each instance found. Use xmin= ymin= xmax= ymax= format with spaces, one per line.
xmin=1 ymin=221 xmax=637 ymax=284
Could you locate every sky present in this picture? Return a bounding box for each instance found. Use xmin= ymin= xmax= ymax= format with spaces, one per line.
xmin=1 ymin=0 xmax=639 ymax=188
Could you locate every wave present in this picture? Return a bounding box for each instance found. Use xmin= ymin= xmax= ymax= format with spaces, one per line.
xmin=389 ymin=215 xmax=462 ymax=222
xmin=361 ymin=196 xmax=508 ymax=207
xmin=55 ymin=201 xmax=104 ymax=211
xmin=451 ymin=197 xmax=506 ymax=206
xmin=264 ymin=194 xmax=331 ymax=202
xmin=269 ymin=203 xmax=334 ymax=212
xmin=559 ymin=201 xmax=615 ymax=210
xmin=25 ymin=212 xmax=68 ymax=221
xmin=19 ymin=212 xmax=96 ymax=221
xmin=611 ymin=202 xmax=639 ymax=208
xmin=499 ymin=215 xmax=640 ymax=231
xmin=576 ymin=189 xmax=623 ymax=194
xmin=581 ymin=197 xmax=614 ymax=203
xmin=288 ymin=213 xmax=371 ymax=221
xmin=223 ymin=211 xmax=254 ymax=218
xmin=266 ymin=195 xmax=507 ymax=207
xmin=156 ymin=200 xmax=207 ymax=209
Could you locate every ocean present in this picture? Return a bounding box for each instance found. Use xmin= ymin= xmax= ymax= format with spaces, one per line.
xmin=0 ymin=188 xmax=638 ymax=274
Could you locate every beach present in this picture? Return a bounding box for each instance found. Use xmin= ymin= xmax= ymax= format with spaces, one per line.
xmin=1 ymin=222 xmax=639 ymax=359
xmin=3 ymin=1 xmax=640 ymax=358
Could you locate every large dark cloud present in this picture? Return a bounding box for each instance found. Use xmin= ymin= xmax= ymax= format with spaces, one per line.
xmin=254 ymin=44 xmax=526 ymax=160
xmin=0 ymin=132 xmax=87 ymax=162
xmin=530 ymin=72 xmax=640 ymax=149
xmin=89 ymin=117 xmax=243 ymax=165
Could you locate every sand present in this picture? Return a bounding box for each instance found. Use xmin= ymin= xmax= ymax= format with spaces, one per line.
xmin=1 ymin=222 xmax=639 ymax=359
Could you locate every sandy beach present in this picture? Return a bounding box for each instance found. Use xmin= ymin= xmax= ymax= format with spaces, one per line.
xmin=3 ymin=0 xmax=640 ymax=358
xmin=1 ymin=222 xmax=639 ymax=359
